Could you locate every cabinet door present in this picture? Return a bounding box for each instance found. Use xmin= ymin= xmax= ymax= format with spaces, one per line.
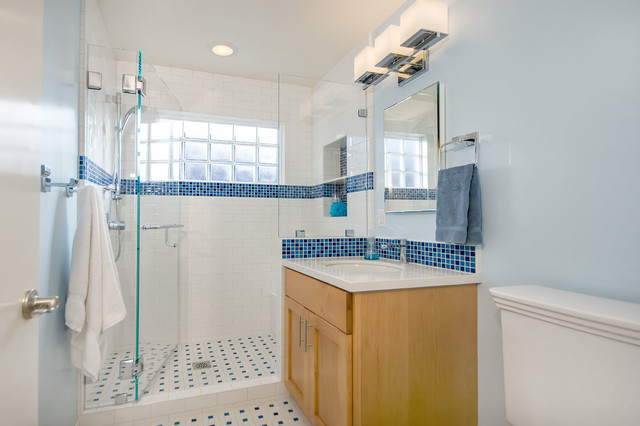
xmin=284 ymin=296 xmax=309 ymax=410
xmin=307 ymin=311 xmax=353 ymax=426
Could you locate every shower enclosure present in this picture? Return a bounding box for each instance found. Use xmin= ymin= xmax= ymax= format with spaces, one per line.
xmin=84 ymin=45 xmax=181 ymax=409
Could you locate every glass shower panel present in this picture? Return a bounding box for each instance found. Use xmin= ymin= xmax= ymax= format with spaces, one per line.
xmin=277 ymin=75 xmax=370 ymax=238
xmin=84 ymin=45 xmax=135 ymax=410
xmin=132 ymin=54 xmax=182 ymax=401
xmin=84 ymin=45 xmax=181 ymax=409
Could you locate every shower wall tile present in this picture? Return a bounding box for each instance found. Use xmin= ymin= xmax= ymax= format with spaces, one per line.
xmin=178 ymin=196 xmax=281 ymax=342
xmin=276 ymin=190 xmax=371 ymax=239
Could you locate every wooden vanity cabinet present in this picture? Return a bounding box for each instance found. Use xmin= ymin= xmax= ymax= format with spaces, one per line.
xmin=284 ymin=267 xmax=478 ymax=426
xmin=284 ymin=269 xmax=353 ymax=426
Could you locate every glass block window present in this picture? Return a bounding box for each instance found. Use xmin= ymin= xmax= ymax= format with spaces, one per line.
xmin=384 ymin=134 xmax=429 ymax=188
xmin=138 ymin=118 xmax=279 ymax=183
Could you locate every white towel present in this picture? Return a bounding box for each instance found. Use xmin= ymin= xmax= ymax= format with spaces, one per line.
xmin=65 ymin=185 xmax=126 ymax=381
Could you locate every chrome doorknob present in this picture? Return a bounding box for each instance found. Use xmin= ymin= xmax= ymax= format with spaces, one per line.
xmin=21 ymin=289 xmax=59 ymax=319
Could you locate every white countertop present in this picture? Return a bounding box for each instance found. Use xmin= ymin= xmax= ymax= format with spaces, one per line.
xmin=282 ymin=257 xmax=481 ymax=293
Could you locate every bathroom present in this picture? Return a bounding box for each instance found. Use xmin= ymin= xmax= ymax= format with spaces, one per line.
xmin=1 ymin=0 xmax=639 ymax=425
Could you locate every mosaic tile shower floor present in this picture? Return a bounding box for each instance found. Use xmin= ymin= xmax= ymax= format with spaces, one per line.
xmin=85 ymin=335 xmax=279 ymax=409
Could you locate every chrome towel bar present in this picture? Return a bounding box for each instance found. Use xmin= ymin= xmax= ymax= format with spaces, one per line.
xmin=141 ymin=224 xmax=184 ymax=230
xmin=141 ymin=223 xmax=184 ymax=248
xmin=439 ymin=131 xmax=479 ymax=170
xmin=40 ymin=165 xmax=78 ymax=197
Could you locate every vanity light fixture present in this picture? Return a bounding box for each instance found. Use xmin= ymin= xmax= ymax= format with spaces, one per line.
xmin=353 ymin=46 xmax=387 ymax=86
xmin=374 ymin=25 xmax=414 ymax=69
xmin=354 ymin=0 xmax=448 ymax=88
xmin=399 ymin=0 xmax=448 ymax=50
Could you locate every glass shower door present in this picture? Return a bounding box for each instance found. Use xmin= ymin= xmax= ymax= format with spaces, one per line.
xmin=133 ymin=53 xmax=182 ymax=400
xmin=83 ymin=46 xmax=181 ymax=408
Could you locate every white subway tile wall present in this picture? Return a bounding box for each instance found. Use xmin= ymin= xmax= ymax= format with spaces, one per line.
xmin=179 ymin=196 xmax=281 ymax=341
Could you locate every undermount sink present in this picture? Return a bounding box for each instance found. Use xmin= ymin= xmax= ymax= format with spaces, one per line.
xmin=324 ymin=260 xmax=403 ymax=273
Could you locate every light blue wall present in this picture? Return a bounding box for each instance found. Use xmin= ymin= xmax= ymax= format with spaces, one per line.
xmin=323 ymin=0 xmax=640 ymax=424
xmin=375 ymin=0 xmax=640 ymax=301
xmin=39 ymin=0 xmax=82 ymax=424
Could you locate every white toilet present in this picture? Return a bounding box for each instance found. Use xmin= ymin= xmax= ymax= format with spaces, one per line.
xmin=490 ymin=285 xmax=640 ymax=426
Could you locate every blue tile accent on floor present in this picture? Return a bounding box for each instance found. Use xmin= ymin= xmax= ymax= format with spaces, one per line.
xmin=281 ymin=238 xmax=367 ymax=259
xmin=384 ymin=188 xmax=437 ymax=200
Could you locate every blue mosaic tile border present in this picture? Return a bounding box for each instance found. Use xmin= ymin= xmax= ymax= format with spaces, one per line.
xmin=346 ymin=172 xmax=374 ymax=193
xmin=340 ymin=146 xmax=347 ymax=177
xmin=118 ymin=173 xmax=372 ymax=198
xmin=281 ymin=238 xmax=367 ymax=259
xmin=375 ymin=238 xmax=402 ymax=260
xmin=406 ymin=241 xmax=476 ymax=273
xmin=278 ymin=185 xmax=309 ymax=199
xmin=281 ymin=237 xmax=476 ymax=273
xmin=384 ymin=188 xmax=437 ymax=201
xmin=78 ymin=155 xmax=113 ymax=186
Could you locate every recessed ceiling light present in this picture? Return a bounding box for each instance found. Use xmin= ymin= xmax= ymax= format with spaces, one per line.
xmin=211 ymin=44 xmax=235 ymax=57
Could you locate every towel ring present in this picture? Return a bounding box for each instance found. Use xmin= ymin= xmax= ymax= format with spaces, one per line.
xmin=439 ymin=131 xmax=479 ymax=170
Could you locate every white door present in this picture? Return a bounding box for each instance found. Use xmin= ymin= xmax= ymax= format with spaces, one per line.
xmin=0 ymin=1 xmax=45 ymax=425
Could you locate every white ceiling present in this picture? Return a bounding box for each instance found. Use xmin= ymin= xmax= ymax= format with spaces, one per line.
xmin=97 ymin=0 xmax=406 ymax=82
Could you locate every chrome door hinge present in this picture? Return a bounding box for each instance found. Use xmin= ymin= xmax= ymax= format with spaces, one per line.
xmin=119 ymin=356 xmax=144 ymax=380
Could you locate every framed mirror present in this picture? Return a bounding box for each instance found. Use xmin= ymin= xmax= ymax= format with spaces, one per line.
xmin=383 ymin=81 xmax=442 ymax=212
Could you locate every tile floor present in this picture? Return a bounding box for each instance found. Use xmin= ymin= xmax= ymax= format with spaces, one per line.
xmin=121 ymin=397 xmax=310 ymax=426
xmin=85 ymin=335 xmax=279 ymax=409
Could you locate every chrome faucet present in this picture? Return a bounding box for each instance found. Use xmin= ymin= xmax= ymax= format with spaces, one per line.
xmin=399 ymin=239 xmax=407 ymax=264
xmin=379 ymin=239 xmax=408 ymax=264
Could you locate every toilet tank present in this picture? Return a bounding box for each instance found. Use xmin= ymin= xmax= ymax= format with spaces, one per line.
xmin=490 ymin=285 xmax=640 ymax=426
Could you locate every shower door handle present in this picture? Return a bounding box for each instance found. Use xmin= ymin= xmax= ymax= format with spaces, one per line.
xmin=21 ymin=289 xmax=59 ymax=319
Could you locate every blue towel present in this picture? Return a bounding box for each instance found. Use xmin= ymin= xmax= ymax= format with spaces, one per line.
xmin=466 ymin=165 xmax=483 ymax=244
xmin=435 ymin=164 xmax=482 ymax=244
xmin=330 ymin=202 xmax=347 ymax=217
